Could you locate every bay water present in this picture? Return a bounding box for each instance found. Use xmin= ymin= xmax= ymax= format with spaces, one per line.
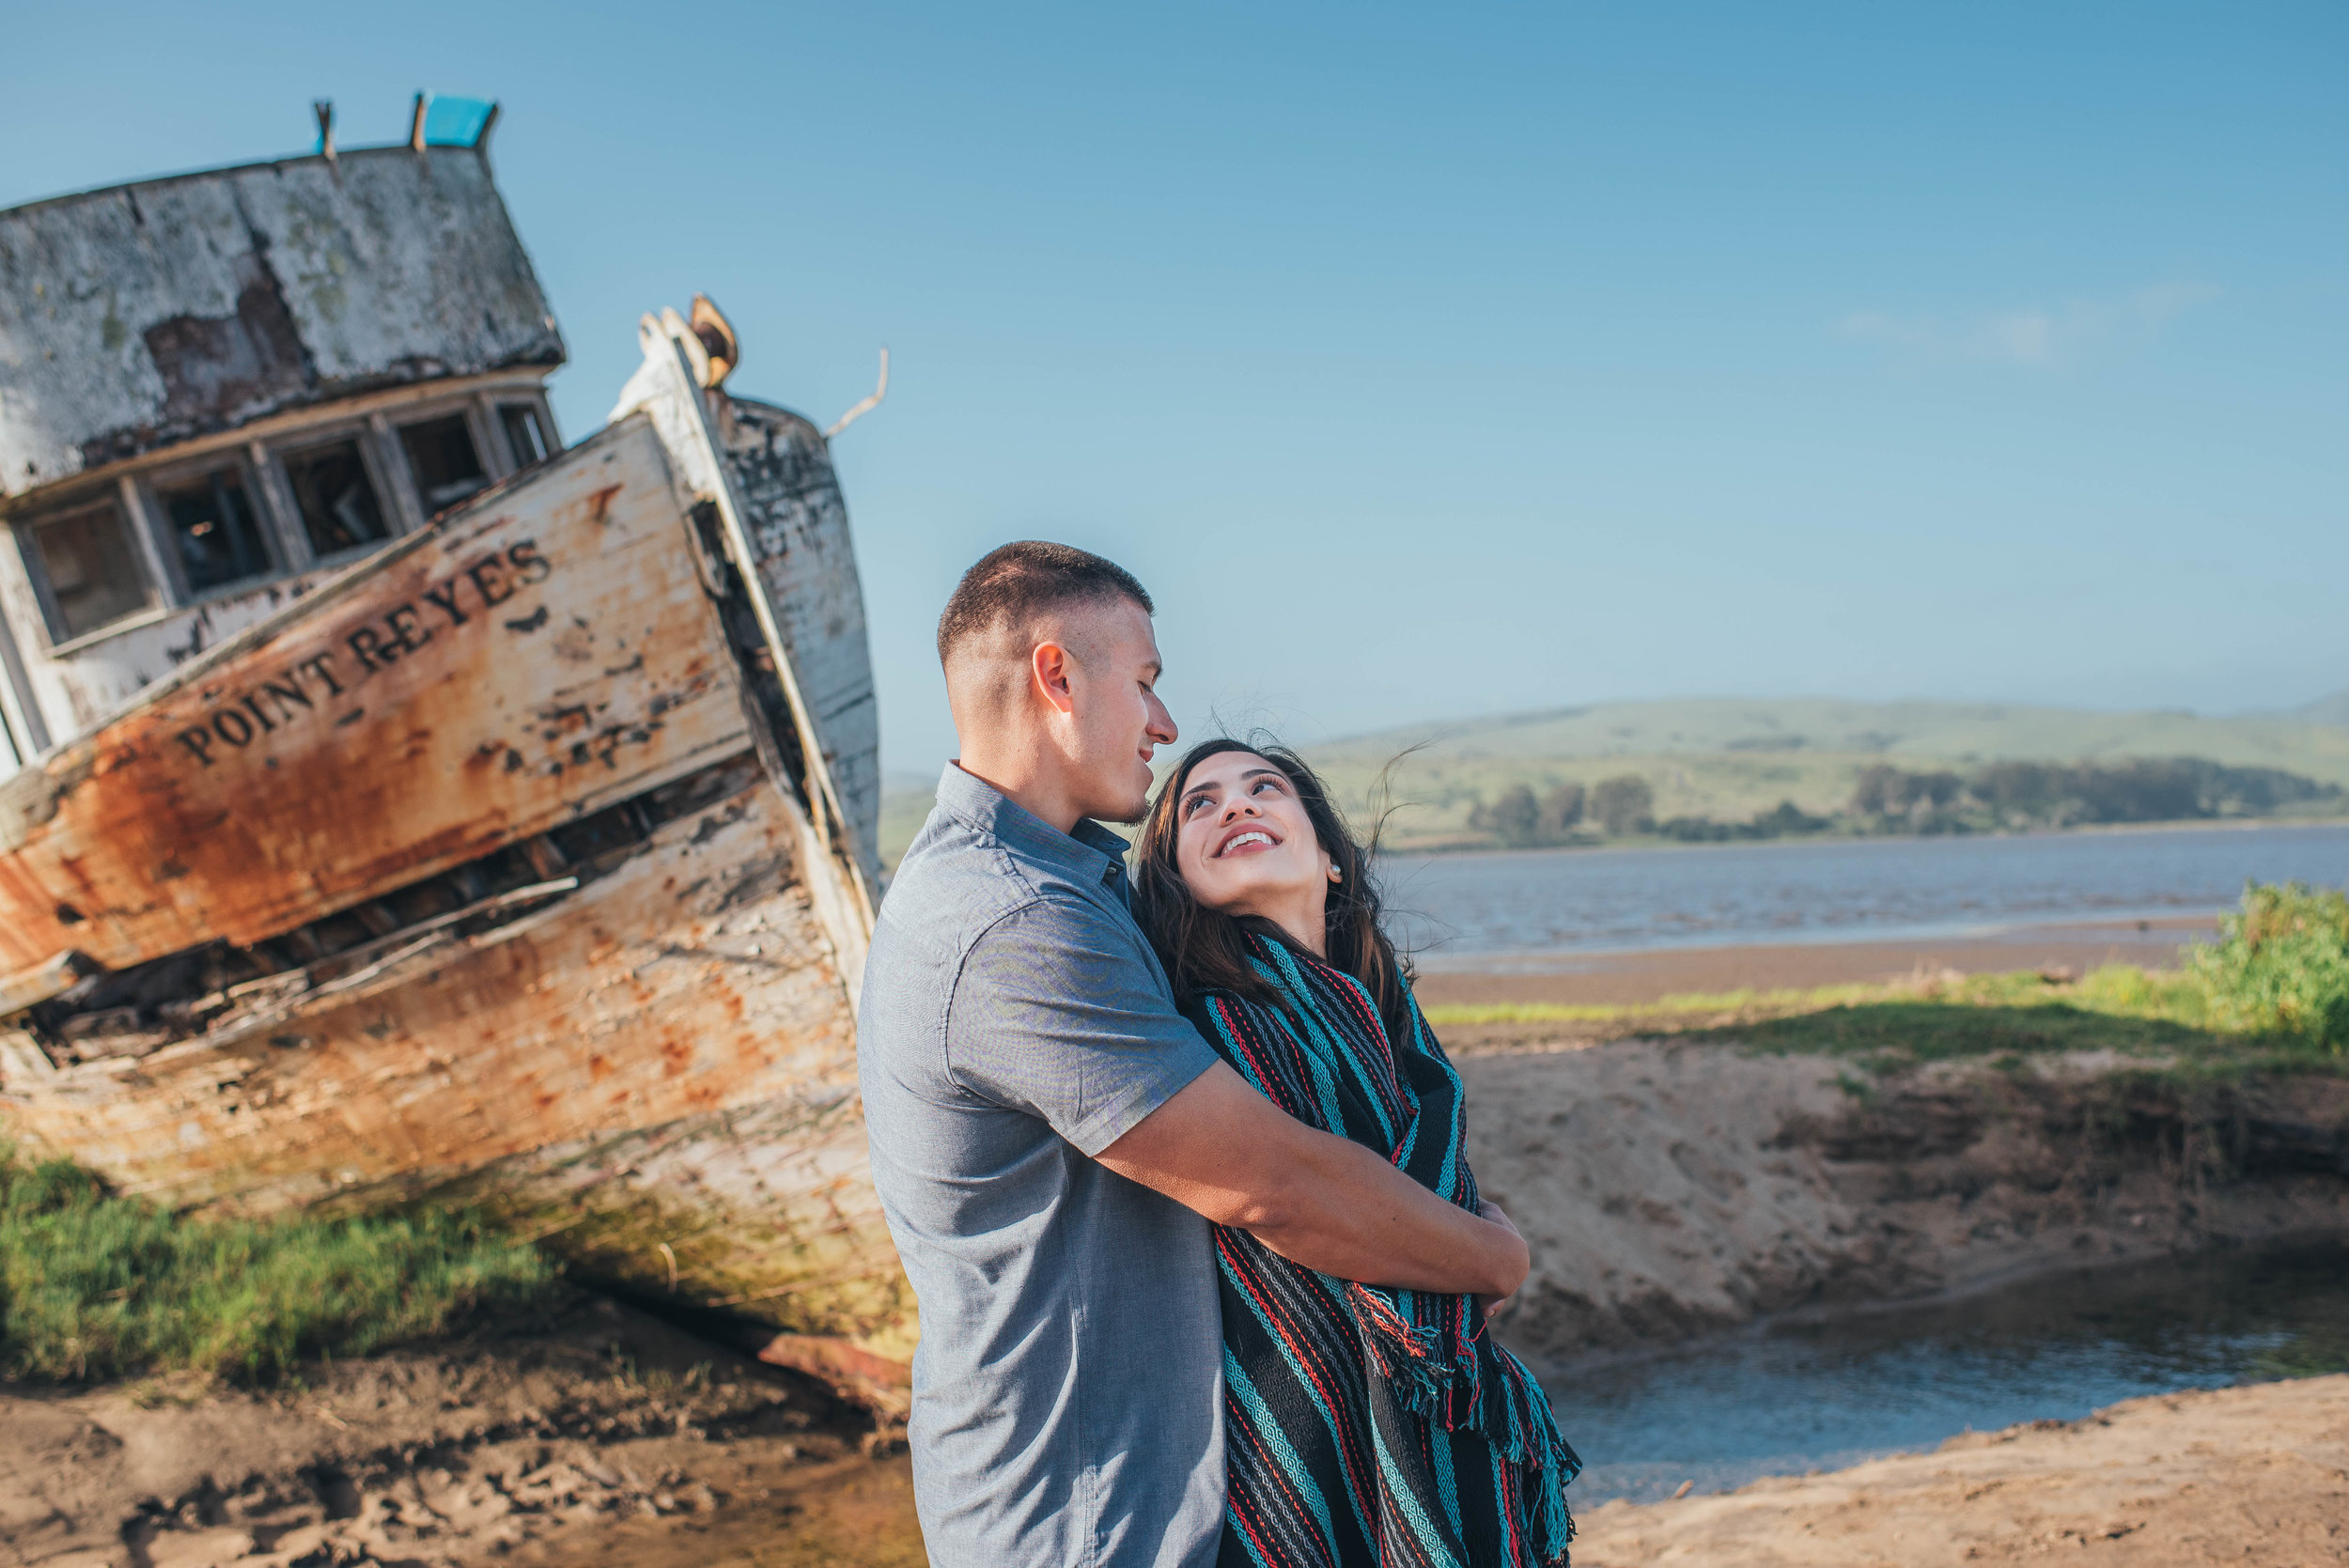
xmin=1386 ymin=821 xmax=2349 ymax=965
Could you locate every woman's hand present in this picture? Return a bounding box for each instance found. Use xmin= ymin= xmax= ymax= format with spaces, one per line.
xmin=1475 ymin=1199 xmax=1523 ymax=1322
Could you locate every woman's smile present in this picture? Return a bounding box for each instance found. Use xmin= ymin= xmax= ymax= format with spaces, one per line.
xmin=1216 ymin=826 xmax=1281 ymax=857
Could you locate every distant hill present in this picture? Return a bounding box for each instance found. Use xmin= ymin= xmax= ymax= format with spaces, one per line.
xmin=2287 ymin=689 xmax=2349 ymax=727
xmin=874 ymin=698 xmax=2349 ymax=866
xmin=1299 ymin=697 xmax=2349 ymax=851
xmin=1310 ymin=697 xmax=2349 ymax=776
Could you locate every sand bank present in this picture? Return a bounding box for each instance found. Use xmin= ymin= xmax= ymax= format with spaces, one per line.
xmin=1414 ymin=915 xmax=2217 ymax=1010
xmin=1574 ymin=1373 xmax=2349 ymax=1565
xmin=1465 ymin=1037 xmax=2349 ymax=1361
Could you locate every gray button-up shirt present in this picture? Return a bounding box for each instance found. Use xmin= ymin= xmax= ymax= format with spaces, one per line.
xmin=859 ymin=764 xmax=1224 ymax=1568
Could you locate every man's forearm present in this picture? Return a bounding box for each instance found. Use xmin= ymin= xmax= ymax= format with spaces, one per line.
xmin=1098 ymin=1063 xmax=1528 ymax=1297
xmin=1240 ymin=1123 xmax=1527 ymax=1296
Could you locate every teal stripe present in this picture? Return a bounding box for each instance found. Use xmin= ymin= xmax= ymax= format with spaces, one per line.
xmin=1373 ymin=1429 xmax=1456 ymax=1561
xmin=1220 ymin=1243 xmax=1380 ymax=1545
xmin=1427 ymin=1419 xmax=1465 ymax=1540
xmin=1223 ymin=1347 xmax=1340 ymax=1560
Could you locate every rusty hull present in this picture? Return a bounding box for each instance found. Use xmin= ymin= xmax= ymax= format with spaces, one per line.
xmin=0 ymin=413 xmax=747 ymax=973
xmin=1 ymin=771 xmax=912 ymax=1361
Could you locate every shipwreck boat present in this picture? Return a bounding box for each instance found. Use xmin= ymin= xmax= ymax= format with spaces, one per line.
xmin=0 ymin=101 xmax=913 ymax=1395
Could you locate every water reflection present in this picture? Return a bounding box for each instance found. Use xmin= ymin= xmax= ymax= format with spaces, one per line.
xmin=1536 ymin=1239 xmax=2349 ymax=1504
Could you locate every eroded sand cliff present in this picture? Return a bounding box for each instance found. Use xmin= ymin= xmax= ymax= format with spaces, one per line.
xmin=1462 ymin=1037 xmax=2349 ymax=1363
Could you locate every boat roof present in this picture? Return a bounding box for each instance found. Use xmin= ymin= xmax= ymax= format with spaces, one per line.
xmin=0 ymin=138 xmax=564 ymax=503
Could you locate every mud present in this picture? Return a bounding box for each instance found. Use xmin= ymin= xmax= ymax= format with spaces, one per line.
xmin=0 ymin=1294 xmax=906 ymax=1568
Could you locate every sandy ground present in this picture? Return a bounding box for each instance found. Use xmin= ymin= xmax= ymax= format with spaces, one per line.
xmin=0 ymin=1295 xmax=913 ymax=1568
xmin=1574 ymin=1373 xmax=2349 ymax=1566
xmin=1413 ymin=916 xmax=2217 ymax=1010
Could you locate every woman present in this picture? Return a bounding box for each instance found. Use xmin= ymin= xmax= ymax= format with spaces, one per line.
xmin=1133 ymin=738 xmax=1579 ymax=1568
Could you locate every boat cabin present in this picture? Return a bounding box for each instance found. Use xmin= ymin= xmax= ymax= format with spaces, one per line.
xmin=0 ymin=104 xmax=564 ymax=768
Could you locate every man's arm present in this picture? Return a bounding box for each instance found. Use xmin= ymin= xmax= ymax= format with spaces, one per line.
xmin=1097 ymin=1062 xmax=1529 ymax=1299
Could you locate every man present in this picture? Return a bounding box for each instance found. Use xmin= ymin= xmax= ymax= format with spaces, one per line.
xmin=859 ymin=542 xmax=1529 ymax=1567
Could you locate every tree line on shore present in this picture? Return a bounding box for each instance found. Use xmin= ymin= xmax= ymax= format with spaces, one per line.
xmin=1463 ymin=756 xmax=2343 ymax=849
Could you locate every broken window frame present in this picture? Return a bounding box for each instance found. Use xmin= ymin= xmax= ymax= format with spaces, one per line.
xmin=269 ymin=425 xmax=403 ymax=565
xmin=393 ymin=403 xmax=498 ymax=520
xmin=0 ymin=591 xmax=37 ymax=772
xmin=8 ymin=486 xmax=166 ymax=650
xmin=137 ymin=452 xmax=281 ymax=604
xmin=0 ymin=380 xmax=556 ymax=667
xmin=491 ymin=396 xmax=560 ymax=474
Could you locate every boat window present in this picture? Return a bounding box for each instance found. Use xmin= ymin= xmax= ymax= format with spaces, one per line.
xmin=22 ymin=497 xmax=157 ymax=642
xmin=397 ymin=412 xmax=490 ymax=514
xmin=282 ymin=439 xmax=390 ymax=556
xmin=154 ymin=464 xmax=273 ymax=594
xmin=500 ymin=402 xmax=552 ymax=469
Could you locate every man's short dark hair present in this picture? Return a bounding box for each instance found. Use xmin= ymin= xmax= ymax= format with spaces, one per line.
xmin=936 ymin=541 xmax=1154 ymax=666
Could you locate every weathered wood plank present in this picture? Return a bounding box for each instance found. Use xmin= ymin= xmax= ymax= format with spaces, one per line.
xmin=713 ymin=395 xmax=884 ymax=891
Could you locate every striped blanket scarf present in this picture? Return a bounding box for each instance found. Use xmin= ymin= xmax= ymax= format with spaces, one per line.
xmin=1186 ymin=934 xmax=1580 ymax=1567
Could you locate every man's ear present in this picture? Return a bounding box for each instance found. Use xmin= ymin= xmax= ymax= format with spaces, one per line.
xmin=1032 ymin=641 xmax=1078 ymax=716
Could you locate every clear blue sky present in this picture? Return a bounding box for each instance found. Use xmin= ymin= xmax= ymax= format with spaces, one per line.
xmin=8 ymin=3 xmax=2342 ymax=774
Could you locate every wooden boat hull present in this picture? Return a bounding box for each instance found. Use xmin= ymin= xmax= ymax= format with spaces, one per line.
xmin=0 ymin=345 xmax=912 ymax=1386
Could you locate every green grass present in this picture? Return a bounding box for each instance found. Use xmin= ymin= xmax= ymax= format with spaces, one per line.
xmin=0 ymin=1150 xmax=556 ymax=1384
xmin=1427 ymin=881 xmax=2349 ymax=1082
xmin=2188 ymin=881 xmax=2349 ymax=1049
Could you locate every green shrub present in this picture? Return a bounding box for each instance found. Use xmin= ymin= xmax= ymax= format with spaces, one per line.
xmin=0 ymin=1148 xmax=555 ymax=1383
xmin=2187 ymin=882 xmax=2349 ymax=1053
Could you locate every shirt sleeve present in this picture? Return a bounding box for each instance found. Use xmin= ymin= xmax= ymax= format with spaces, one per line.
xmin=946 ymin=893 xmax=1221 ymax=1157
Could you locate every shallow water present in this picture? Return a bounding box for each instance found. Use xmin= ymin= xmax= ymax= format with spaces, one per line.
xmin=1387 ymin=822 xmax=2349 ymax=963
xmin=1534 ymin=1239 xmax=2349 ymax=1505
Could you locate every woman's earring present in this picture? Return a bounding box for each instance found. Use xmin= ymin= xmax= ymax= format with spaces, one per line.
xmin=1328 ymin=864 xmax=1343 ymax=883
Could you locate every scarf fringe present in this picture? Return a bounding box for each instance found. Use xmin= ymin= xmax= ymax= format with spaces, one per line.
xmin=1350 ymin=1283 xmax=1581 ymax=1562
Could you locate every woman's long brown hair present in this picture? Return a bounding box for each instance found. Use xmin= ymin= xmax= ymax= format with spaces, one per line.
xmin=1132 ymin=738 xmax=1413 ymax=1043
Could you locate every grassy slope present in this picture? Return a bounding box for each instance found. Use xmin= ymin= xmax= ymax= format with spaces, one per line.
xmin=1430 ymin=883 xmax=2349 ymax=1079
xmin=1427 ymin=965 xmax=2347 ymax=1088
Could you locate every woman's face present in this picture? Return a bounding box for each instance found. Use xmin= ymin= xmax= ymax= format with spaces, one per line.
xmin=1172 ymin=751 xmax=1336 ymax=941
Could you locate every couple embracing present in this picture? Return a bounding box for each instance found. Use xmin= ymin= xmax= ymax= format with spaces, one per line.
xmin=860 ymin=542 xmax=1579 ymax=1568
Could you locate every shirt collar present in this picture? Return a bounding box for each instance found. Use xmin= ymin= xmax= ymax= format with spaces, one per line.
xmin=935 ymin=764 xmax=1131 ymax=887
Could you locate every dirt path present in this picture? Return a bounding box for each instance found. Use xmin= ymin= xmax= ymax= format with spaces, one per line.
xmin=1574 ymin=1373 xmax=2349 ymax=1565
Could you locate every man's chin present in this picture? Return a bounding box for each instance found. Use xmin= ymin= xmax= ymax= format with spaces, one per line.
xmin=1099 ymin=793 xmax=1151 ymax=827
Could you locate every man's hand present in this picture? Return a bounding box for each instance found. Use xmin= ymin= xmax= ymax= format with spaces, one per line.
xmin=1475 ymin=1200 xmax=1523 ymax=1322
xmin=1098 ymin=1062 xmax=1529 ymax=1299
